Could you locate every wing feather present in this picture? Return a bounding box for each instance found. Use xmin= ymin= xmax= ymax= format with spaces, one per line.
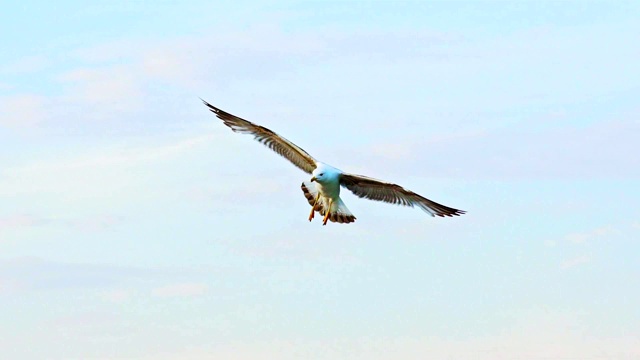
xmin=202 ymin=100 xmax=317 ymax=174
xmin=340 ymin=174 xmax=466 ymax=217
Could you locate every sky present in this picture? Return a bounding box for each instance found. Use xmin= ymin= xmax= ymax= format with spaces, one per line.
xmin=1 ymin=1 xmax=639 ymax=359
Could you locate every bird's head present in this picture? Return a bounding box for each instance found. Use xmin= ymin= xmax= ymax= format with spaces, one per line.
xmin=311 ymin=163 xmax=341 ymax=184
xmin=310 ymin=171 xmax=325 ymax=183
xmin=311 ymin=167 xmax=330 ymax=184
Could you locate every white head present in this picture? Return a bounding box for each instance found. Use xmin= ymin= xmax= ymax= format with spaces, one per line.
xmin=310 ymin=163 xmax=340 ymax=184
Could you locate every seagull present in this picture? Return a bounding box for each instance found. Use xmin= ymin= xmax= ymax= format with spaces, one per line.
xmin=202 ymin=99 xmax=465 ymax=225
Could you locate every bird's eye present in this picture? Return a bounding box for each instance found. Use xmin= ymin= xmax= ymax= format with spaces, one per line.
xmin=319 ymin=173 xmax=324 ymax=176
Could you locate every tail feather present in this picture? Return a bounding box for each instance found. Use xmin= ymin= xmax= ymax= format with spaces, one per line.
xmin=301 ymin=182 xmax=356 ymax=224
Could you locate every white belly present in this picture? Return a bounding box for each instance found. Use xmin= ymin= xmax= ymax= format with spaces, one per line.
xmin=315 ymin=180 xmax=341 ymax=199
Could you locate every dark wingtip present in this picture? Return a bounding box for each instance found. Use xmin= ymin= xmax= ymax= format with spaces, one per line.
xmin=200 ymin=98 xmax=217 ymax=113
xmin=200 ymin=99 xmax=238 ymax=123
xmin=437 ymin=208 xmax=466 ymax=217
xmin=452 ymin=210 xmax=466 ymax=217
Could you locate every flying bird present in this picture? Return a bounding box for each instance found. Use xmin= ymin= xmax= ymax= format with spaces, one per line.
xmin=202 ymin=100 xmax=465 ymax=225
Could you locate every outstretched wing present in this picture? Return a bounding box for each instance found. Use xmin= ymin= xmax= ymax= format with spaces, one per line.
xmin=340 ymin=173 xmax=466 ymax=217
xmin=202 ymin=99 xmax=317 ymax=174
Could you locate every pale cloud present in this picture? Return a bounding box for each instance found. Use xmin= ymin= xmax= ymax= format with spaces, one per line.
xmin=185 ymin=175 xmax=289 ymax=208
xmin=50 ymin=311 xmax=119 ymax=329
xmin=70 ymin=38 xmax=151 ymax=64
xmin=0 ymin=214 xmax=45 ymax=231
xmin=371 ymin=119 xmax=640 ymax=180
xmin=5 ymin=19 xmax=638 ymax=141
xmin=140 ymin=45 xmax=201 ymax=88
xmin=3 ymin=53 xmax=153 ymax=130
xmin=0 ymin=55 xmax=49 ymax=75
xmin=56 ymin=65 xmax=143 ymax=112
xmin=101 ymin=289 xmax=131 ymax=303
xmin=0 ymin=213 xmax=123 ymax=238
xmin=227 ymin=234 xmax=365 ymax=263
xmin=0 ymin=133 xmax=216 ymax=199
xmin=0 ymin=257 xmax=207 ymax=296
xmin=7 ymin=305 xmax=639 ymax=360
xmin=448 ymin=22 xmax=640 ymax=108
xmin=565 ymin=232 xmax=590 ymax=244
xmin=131 ymin=313 xmax=640 ymax=360
xmin=40 ymin=26 xmax=330 ymax=104
xmin=0 ymin=257 xmax=140 ymax=294
xmin=0 ymin=94 xmax=48 ymax=127
xmin=142 ymin=51 xmax=185 ymax=81
xmin=13 ymin=133 xmax=215 ymax=173
xmin=132 ymin=27 xmax=329 ymax=90
xmin=565 ymin=226 xmax=614 ymax=244
xmin=151 ymin=282 xmax=208 ymax=298
xmin=68 ymin=214 xmax=124 ymax=232
xmin=560 ymin=254 xmax=591 ymax=270
xmin=0 ymin=25 xmax=472 ymax=132
xmin=370 ymin=143 xmax=412 ymax=161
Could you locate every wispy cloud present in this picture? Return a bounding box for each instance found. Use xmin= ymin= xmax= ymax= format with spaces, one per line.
xmin=56 ymin=66 xmax=143 ymax=112
xmin=133 ymin=311 xmax=640 ymax=360
xmin=0 ymin=25 xmax=473 ymax=133
xmin=0 ymin=257 xmax=138 ymax=295
xmin=370 ymin=143 xmax=412 ymax=161
xmin=560 ymin=254 xmax=591 ymax=270
xmin=151 ymin=282 xmax=208 ymax=298
xmin=101 ymin=289 xmax=131 ymax=303
xmin=68 ymin=214 xmax=124 ymax=232
xmin=565 ymin=226 xmax=614 ymax=244
xmin=0 ymin=55 xmax=49 ymax=75
xmin=0 ymin=213 xmax=124 ymax=237
xmin=12 ymin=133 xmax=215 ymax=175
xmin=0 ymin=214 xmax=47 ymax=231
xmin=0 ymin=94 xmax=48 ymax=127
xmin=366 ymin=119 xmax=640 ymax=180
xmin=0 ymin=133 xmax=216 ymax=200
xmin=0 ymin=257 xmax=205 ymax=296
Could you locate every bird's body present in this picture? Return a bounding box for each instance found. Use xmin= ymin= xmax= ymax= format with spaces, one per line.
xmin=202 ymin=99 xmax=465 ymax=225
xmin=311 ymin=162 xmax=342 ymax=199
xmin=303 ymin=162 xmax=356 ymax=224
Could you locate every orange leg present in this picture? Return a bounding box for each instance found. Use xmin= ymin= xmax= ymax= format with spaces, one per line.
xmin=308 ymin=194 xmax=320 ymax=222
xmin=322 ymin=198 xmax=334 ymax=226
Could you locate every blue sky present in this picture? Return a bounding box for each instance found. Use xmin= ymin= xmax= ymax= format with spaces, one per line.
xmin=1 ymin=1 xmax=639 ymax=359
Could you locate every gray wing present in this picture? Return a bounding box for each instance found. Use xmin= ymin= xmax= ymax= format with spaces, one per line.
xmin=340 ymin=173 xmax=466 ymax=217
xmin=202 ymin=99 xmax=317 ymax=174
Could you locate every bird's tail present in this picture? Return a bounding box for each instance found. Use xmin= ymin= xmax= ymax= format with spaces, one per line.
xmin=301 ymin=182 xmax=356 ymax=224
